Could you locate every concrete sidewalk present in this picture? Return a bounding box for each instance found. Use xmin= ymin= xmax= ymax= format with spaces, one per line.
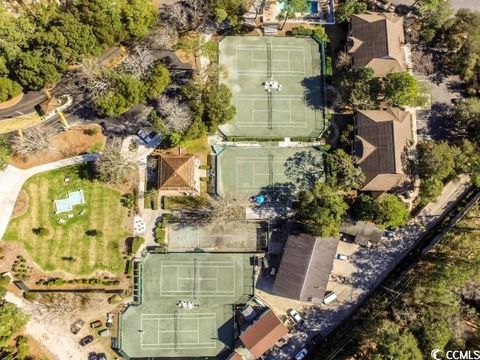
xmin=0 ymin=153 xmax=98 ymax=240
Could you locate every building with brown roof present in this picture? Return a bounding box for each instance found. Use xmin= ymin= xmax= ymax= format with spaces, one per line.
xmin=157 ymin=154 xmax=199 ymax=193
xmin=238 ymin=309 xmax=288 ymax=359
xmin=273 ymin=233 xmax=339 ymax=302
xmin=354 ymin=108 xmax=412 ymax=193
xmin=348 ymin=12 xmax=406 ymax=78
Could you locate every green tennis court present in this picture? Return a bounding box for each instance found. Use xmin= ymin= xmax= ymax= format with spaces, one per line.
xmin=216 ymin=146 xmax=324 ymax=200
xmin=219 ymin=36 xmax=324 ymax=138
xmin=119 ymin=253 xmax=255 ymax=359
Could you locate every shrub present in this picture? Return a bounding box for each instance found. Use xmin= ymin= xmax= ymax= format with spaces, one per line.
xmin=0 ymin=77 xmax=22 ymax=102
xmin=32 ymin=227 xmax=49 ymax=236
xmin=108 ymin=294 xmax=122 ymax=304
xmin=85 ymin=229 xmax=103 ymax=237
xmin=83 ymin=127 xmax=100 ymax=136
xmin=23 ymin=292 xmax=37 ymax=301
xmin=130 ymin=237 xmax=145 ymax=254
xmin=0 ymin=275 xmax=10 ymax=286
xmin=121 ymin=193 xmax=136 ymax=209
xmin=0 ymin=285 xmax=6 ymax=299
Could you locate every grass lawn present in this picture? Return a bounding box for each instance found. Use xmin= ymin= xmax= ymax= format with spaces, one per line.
xmin=3 ymin=165 xmax=130 ymax=275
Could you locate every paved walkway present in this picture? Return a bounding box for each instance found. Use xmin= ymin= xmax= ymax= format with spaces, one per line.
xmin=266 ymin=175 xmax=471 ymax=359
xmin=0 ymin=153 xmax=98 ymax=241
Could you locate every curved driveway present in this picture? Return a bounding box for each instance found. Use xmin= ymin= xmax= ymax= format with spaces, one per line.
xmin=0 ymin=153 xmax=98 ymax=240
xmin=0 ymin=90 xmax=48 ymax=120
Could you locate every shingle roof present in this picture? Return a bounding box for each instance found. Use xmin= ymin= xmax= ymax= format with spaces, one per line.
xmin=157 ymin=154 xmax=195 ymax=191
xmin=354 ymin=108 xmax=412 ymax=192
xmin=239 ymin=310 xmax=288 ymax=358
xmin=349 ymin=12 xmax=406 ymax=77
xmin=273 ymin=233 xmax=339 ymax=302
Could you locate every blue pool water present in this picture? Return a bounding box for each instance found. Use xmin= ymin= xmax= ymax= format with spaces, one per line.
xmin=309 ymin=1 xmax=318 ymax=13
xmin=54 ymin=190 xmax=85 ymax=213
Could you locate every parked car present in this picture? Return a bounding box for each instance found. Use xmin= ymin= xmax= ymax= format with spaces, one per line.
xmin=335 ymin=254 xmax=348 ymax=260
xmin=90 ymin=320 xmax=102 ymax=329
xmin=88 ymin=352 xmax=98 ymax=360
xmin=79 ymin=335 xmax=94 ymax=346
xmin=323 ymin=291 xmax=337 ymax=305
xmin=295 ymin=348 xmax=308 ymax=360
xmin=70 ymin=319 xmax=84 ymax=335
xmin=97 ymin=353 xmax=107 ymax=360
xmin=99 ymin=328 xmax=110 ymax=337
xmin=137 ymin=129 xmax=155 ymax=144
xmin=287 ymin=309 xmax=304 ymax=325
xmin=383 ymin=231 xmax=395 ymax=239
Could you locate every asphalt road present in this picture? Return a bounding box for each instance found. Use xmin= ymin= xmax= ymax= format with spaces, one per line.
xmin=0 ymin=90 xmax=48 ymax=119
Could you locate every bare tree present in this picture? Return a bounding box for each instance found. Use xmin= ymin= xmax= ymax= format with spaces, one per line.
xmin=146 ymin=26 xmax=178 ymax=50
xmin=161 ymin=0 xmax=209 ymax=33
xmin=96 ymin=148 xmax=136 ymax=185
xmin=156 ymin=95 xmax=192 ymax=132
xmin=336 ymin=51 xmax=351 ymax=70
xmin=122 ymin=46 xmax=155 ymax=77
xmin=76 ymin=59 xmax=114 ymax=98
xmin=11 ymin=126 xmax=56 ymax=157
xmin=175 ymin=196 xmax=247 ymax=227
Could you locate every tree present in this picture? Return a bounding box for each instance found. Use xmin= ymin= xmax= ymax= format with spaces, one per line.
xmin=335 ymin=67 xmax=381 ymax=109
xmin=0 ymin=136 xmax=11 ymax=171
xmin=453 ymin=98 xmax=480 ymax=142
xmin=72 ymin=0 xmax=127 ymax=46
xmin=176 ymin=33 xmax=218 ymax=68
xmin=95 ymin=74 xmax=145 ymax=116
xmin=326 ymin=149 xmax=365 ymax=191
xmin=352 ymin=194 xmax=409 ymax=229
xmin=336 ymin=0 xmax=368 ymax=23
xmin=376 ymin=194 xmax=410 ymax=229
xmin=385 ymin=72 xmax=420 ymax=107
xmin=95 ymin=149 xmax=136 ymax=184
xmin=121 ymin=0 xmax=158 ymax=39
xmin=0 ymin=303 xmax=29 ymax=348
xmin=439 ymin=10 xmax=480 ymax=92
xmin=278 ymin=0 xmax=309 ymax=30
xmin=373 ymin=320 xmax=422 ymax=360
xmin=175 ymin=197 xmax=247 ymax=227
xmin=214 ymin=0 xmax=247 ymax=29
xmin=50 ymin=12 xmax=100 ymax=62
xmin=156 ymin=95 xmax=192 ymax=133
xmin=167 ymin=132 xmax=184 ymax=147
xmin=284 ymin=151 xmax=324 ymax=189
xmin=0 ymin=78 xmax=22 ymax=102
xmin=183 ymin=65 xmax=236 ymax=133
xmin=144 ymin=62 xmax=171 ymax=100
xmin=161 ymin=0 xmax=209 ymax=33
xmin=296 ymin=183 xmax=348 ymax=237
xmin=77 ymin=59 xmax=115 ymax=98
xmin=122 ymin=46 xmax=155 ymax=78
xmin=14 ymin=50 xmax=62 ymax=90
xmin=10 ymin=126 xmax=55 ymax=157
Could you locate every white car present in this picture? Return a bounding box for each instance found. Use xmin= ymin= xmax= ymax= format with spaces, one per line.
xmin=295 ymin=348 xmax=308 ymax=360
xmin=287 ymin=309 xmax=304 ymax=325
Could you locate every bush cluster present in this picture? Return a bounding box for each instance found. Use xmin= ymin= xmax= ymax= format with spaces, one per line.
xmin=35 ymin=277 xmax=120 ymax=287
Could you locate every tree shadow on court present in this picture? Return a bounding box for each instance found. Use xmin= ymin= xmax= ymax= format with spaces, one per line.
xmin=258 ymin=182 xmax=296 ymax=205
xmin=301 ymin=75 xmax=322 ymax=110
xmin=284 ymin=151 xmax=324 ymax=189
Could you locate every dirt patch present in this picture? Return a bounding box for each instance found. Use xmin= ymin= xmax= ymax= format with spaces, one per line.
xmin=175 ymin=49 xmax=197 ymax=69
xmin=11 ymin=190 xmax=29 ymax=219
xmin=10 ymin=124 xmax=105 ymax=169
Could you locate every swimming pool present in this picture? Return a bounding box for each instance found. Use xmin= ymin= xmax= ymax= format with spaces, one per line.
xmin=278 ymin=0 xmax=318 ymax=13
xmin=54 ymin=190 xmax=85 ymax=214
